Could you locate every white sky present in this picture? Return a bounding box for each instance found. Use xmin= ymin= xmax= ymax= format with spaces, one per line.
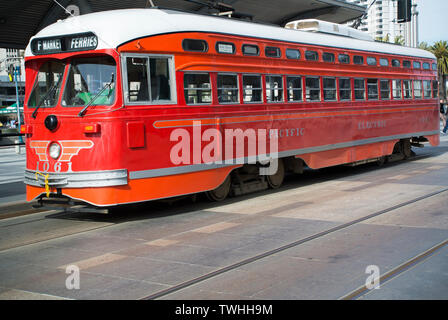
xmin=414 ymin=0 xmax=448 ymax=45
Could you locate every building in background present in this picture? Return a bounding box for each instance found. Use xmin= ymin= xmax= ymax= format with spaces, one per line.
xmin=346 ymin=0 xmax=419 ymax=47
xmin=0 ymin=48 xmax=24 ymax=123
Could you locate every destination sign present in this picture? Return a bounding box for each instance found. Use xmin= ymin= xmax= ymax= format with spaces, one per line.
xmin=31 ymin=32 xmax=98 ymax=55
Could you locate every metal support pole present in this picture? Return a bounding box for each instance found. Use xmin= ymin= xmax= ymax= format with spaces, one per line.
xmin=13 ymin=66 xmax=23 ymax=145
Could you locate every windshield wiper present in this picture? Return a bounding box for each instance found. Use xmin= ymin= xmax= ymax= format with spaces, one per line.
xmin=32 ymin=76 xmax=63 ymax=119
xmin=78 ymin=73 xmax=115 ymax=117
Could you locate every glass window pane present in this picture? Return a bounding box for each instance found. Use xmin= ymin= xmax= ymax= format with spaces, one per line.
xmin=354 ymin=79 xmax=365 ymax=100
xmin=380 ymin=58 xmax=389 ymax=66
xmin=28 ymin=60 xmax=65 ymax=108
xmin=380 ymin=80 xmax=390 ymax=99
xmin=403 ymin=80 xmax=412 ymax=99
xmin=150 ymin=58 xmax=172 ymax=101
xmin=423 ymin=80 xmax=431 ymax=98
xmin=217 ymin=74 xmax=239 ymax=104
xmin=182 ymin=39 xmax=208 ymax=52
xmin=339 ymin=54 xmax=350 ymax=64
xmin=305 ymin=77 xmax=320 ymax=101
xmin=323 ymin=52 xmax=335 ymax=62
xmin=413 ymin=80 xmax=422 ymax=98
xmin=286 ymin=49 xmax=300 ymax=59
xmin=367 ymin=57 xmax=377 ymax=66
xmin=393 ymin=80 xmax=402 ymax=99
xmin=339 ymin=78 xmax=351 ymax=101
xmin=392 ymin=59 xmax=400 ymax=67
xmin=403 ymin=60 xmax=411 ymax=68
xmin=184 ymin=73 xmax=211 ymax=104
xmin=265 ymin=46 xmax=281 ymax=58
xmin=286 ymin=76 xmax=302 ymax=102
xmin=323 ymin=77 xmax=336 ymax=101
xmin=354 ymin=55 xmax=364 ymax=65
xmin=243 ymin=75 xmax=262 ymax=103
xmin=243 ymin=44 xmax=259 ymax=56
xmin=305 ymin=51 xmax=318 ymax=61
xmin=63 ymin=55 xmax=116 ymax=106
xmin=367 ymin=79 xmax=378 ymax=100
xmin=265 ymin=75 xmax=283 ymax=102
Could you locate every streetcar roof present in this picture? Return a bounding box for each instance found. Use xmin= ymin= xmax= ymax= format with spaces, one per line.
xmin=25 ymin=8 xmax=435 ymax=60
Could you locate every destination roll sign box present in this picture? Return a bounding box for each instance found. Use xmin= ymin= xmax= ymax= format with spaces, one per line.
xmin=31 ymin=32 xmax=98 ymax=55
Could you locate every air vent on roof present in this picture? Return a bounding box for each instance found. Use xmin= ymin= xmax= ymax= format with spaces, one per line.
xmin=285 ymin=19 xmax=373 ymax=42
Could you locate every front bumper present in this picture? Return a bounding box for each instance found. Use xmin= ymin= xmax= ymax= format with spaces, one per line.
xmin=24 ymin=169 xmax=128 ymax=188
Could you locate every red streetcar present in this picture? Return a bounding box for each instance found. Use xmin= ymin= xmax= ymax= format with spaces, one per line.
xmin=22 ymin=8 xmax=439 ymax=209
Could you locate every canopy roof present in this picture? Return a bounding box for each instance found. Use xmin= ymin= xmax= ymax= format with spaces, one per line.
xmin=0 ymin=0 xmax=365 ymax=49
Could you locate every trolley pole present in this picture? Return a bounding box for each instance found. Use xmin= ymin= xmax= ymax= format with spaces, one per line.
xmin=13 ymin=66 xmax=23 ymax=144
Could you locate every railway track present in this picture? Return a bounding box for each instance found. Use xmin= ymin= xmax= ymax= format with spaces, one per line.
xmin=140 ymin=187 xmax=448 ymax=300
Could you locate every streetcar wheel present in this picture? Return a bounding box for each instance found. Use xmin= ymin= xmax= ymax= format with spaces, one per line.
xmin=205 ymin=175 xmax=231 ymax=201
xmin=266 ymin=159 xmax=285 ymax=189
xmin=376 ymin=156 xmax=386 ymax=166
xmin=402 ymin=139 xmax=412 ymax=159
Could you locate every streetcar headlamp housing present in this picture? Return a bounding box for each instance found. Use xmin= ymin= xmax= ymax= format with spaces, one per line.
xmin=49 ymin=142 xmax=61 ymax=160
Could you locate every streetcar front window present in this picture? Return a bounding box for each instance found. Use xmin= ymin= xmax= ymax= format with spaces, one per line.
xmin=28 ymin=60 xmax=65 ymax=108
xmin=62 ymin=55 xmax=116 ymax=107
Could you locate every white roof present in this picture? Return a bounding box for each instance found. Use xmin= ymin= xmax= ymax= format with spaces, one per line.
xmin=25 ymin=8 xmax=435 ymax=60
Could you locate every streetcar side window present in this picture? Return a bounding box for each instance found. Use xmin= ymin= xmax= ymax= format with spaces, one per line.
xmin=367 ymin=57 xmax=377 ymax=66
xmin=124 ymin=56 xmax=174 ymax=104
xmin=184 ymin=73 xmax=212 ymax=105
xmin=367 ymin=79 xmax=379 ymax=100
xmin=305 ymin=77 xmax=320 ymax=101
xmin=323 ymin=52 xmax=335 ymax=63
xmin=338 ymin=54 xmax=350 ymax=64
xmin=286 ymin=76 xmax=302 ymax=102
xmin=305 ymin=50 xmax=319 ymax=61
xmin=182 ymin=39 xmax=208 ymax=52
xmin=392 ymin=80 xmax=402 ymax=99
xmin=265 ymin=75 xmax=284 ymax=102
xmin=413 ymin=61 xmax=421 ymax=69
xmin=339 ymin=78 xmax=351 ymax=101
xmin=433 ymin=80 xmax=439 ymax=98
xmin=217 ymin=74 xmax=239 ymax=104
xmin=242 ymin=75 xmax=263 ymax=103
xmin=242 ymin=44 xmax=259 ymax=56
xmin=423 ymin=62 xmax=430 ymax=70
xmin=286 ymin=49 xmax=301 ymax=59
xmin=403 ymin=60 xmax=411 ymax=68
xmin=354 ymin=55 xmax=364 ymax=65
xmin=432 ymin=63 xmax=438 ymax=71
xmin=380 ymin=80 xmax=390 ymax=100
xmin=413 ymin=80 xmax=422 ymax=98
xmin=323 ymin=77 xmax=336 ymax=101
xmin=392 ymin=59 xmax=401 ymax=67
xmin=354 ymin=78 xmax=365 ymax=100
xmin=379 ymin=58 xmax=389 ymax=67
xmin=265 ymin=46 xmax=281 ymax=58
xmin=423 ymin=80 xmax=432 ymax=98
xmin=403 ymin=80 xmax=412 ymax=99
xmin=126 ymin=57 xmax=150 ymax=102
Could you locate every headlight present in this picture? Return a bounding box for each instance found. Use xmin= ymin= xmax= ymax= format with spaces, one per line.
xmin=49 ymin=143 xmax=61 ymax=160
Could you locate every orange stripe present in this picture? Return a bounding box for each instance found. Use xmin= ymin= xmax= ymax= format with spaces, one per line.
xmin=60 ymin=141 xmax=93 ymax=148
xmin=62 ymin=147 xmax=82 ymax=154
xmin=30 ymin=141 xmax=49 ymax=148
xmin=153 ymin=106 xmax=435 ymax=128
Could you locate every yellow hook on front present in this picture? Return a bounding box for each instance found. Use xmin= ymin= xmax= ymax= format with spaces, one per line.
xmin=35 ymin=172 xmax=50 ymax=197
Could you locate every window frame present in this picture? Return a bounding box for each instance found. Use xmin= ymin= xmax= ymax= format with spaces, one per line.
xmin=286 ymin=75 xmax=303 ymax=102
xmin=242 ymin=44 xmax=260 ymax=56
xmin=216 ymin=72 xmax=240 ymax=104
xmin=423 ymin=80 xmax=432 ymax=98
xmin=323 ymin=77 xmax=337 ymax=101
xmin=323 ymin=52 xmax=335 ymax=63
xmin=121 ymin=53 xmax=177 ymax=106
xmin=392 ymin=79 xmax=402 ymax=100
xmin=182 ymin=39 xmax=208 ymax=53
xmin=242 ymin=73 xmax=263 ymax=104
xmin=338 ymin=54 xmax=350 ymax=64
xmin=216 ymin=42 xmax=236 ymax=54
xmin=305 ymin=50 xmax=319 ymax=61
xmin=265 ymin=46 xmax=281 ymax=58
xmin=183 ymin=71 xmax=213 ymax=106
xmin=305 ymin=76 xmax=321 ymax=102
xmin=380 ymin=79 xmax=391 ymax=100
xmin=403 ymin=79 xmax=413 ymax=99
xmin=285 ymin=48 xmax=301 ymax=60
xmin=354 ymin=78 xmax=366 ymax=100
xmin=338 ymin=77 xmax=352 ymax=101
xmin=367 ymin=78 xmax=379 ymax=100
xmin=265 ymin=74 xmax=284 ymax=103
